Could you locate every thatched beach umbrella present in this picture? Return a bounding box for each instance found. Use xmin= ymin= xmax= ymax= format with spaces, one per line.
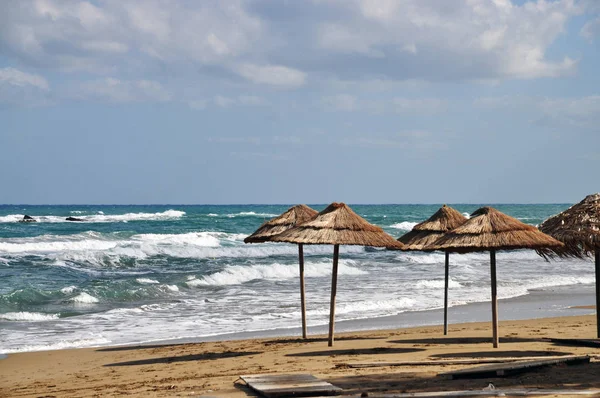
xmin=244 ymin=204 xmax=319 ymax=338
xmin=538 ymin=193 xmax=600 ymax=337
xmin=271 ymin=202 xmax=405 ymax=346
xmin=397 ymin=205 xmax=468 ymax=335
xmin=427 ymin=206 xmax=563 ymax=348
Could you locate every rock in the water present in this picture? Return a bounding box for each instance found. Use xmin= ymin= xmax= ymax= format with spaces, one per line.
xmin=19 ymin=215 xmax=37 ymax=223
xmin=66 ymin=217 xmax=84 ymax=222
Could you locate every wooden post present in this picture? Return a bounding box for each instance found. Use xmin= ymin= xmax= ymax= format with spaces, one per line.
xmin=328 ymin=244 xmax=340 ymax=347
xmin=596 ymin=249 xmax=600 ymax=338
xmin=444 ymin=251 xmax=450 ymax=336
xmin=299 ymin=244 xmax=307 ymax=339
xmin=490 ymin=250 xmax=499 ymax=348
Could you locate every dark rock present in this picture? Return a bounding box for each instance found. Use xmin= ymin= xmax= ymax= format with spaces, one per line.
xmin=66 ymin=217 xmax=84 ymax=222
xmin=19 ymin=215 xmax=37 ymax=223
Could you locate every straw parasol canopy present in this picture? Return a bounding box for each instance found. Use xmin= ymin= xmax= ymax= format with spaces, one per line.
xmin=538 ymin=193 xmax=600 ymax=256
xmin=538 ymin=193 xmax=600 ymax=337
xmin=244 ymin=204 xmax=318 ymax=243
xmin=398 ymin=205 xmax=468 ymax=250
xmin=244 ymin=204 xmax=319 ymax=339
xmin=272 ymin=202 xmax=404 ymax=346
xmin=426 ymin=206 xmax=564 ymax=348
xmin=396 ymin=205 xmax=467 ymax=335
xmin=428 ymin=207 xmax=563 ymax=253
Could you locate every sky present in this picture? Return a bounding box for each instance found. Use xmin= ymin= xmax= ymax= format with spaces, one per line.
xmin=0 ymin=0 xmax=599 ymax=205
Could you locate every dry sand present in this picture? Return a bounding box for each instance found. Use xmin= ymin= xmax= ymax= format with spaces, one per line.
xmin=1 ymin=315 xmax=599 ymax=397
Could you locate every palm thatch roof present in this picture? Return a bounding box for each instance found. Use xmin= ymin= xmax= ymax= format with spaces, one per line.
xmin=538 ymin=193 xmax=600 ymax=258
xmin=270 ymin=202 xmax=404 ymax=248
xmin=244 ymin=204 xmax=319 ymax=243
xmin=397 ymin=205 xmax=468 ymax=251
xmin=426 ymin=206 xmax=564 ymax=253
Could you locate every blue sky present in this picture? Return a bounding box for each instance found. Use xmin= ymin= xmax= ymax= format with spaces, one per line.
xmin=1 ymin=0 xmax=599 ymax=204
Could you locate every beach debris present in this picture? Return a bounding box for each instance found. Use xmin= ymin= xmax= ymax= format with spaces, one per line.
xmin=438 ymin=355 xmax=590 ymax=380
xmin=239 ymin=373 xmax=342 ymax=397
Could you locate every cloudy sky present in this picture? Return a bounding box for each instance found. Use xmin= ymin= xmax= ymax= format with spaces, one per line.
xmin=1 ymin=0 xmax=599 ymax=204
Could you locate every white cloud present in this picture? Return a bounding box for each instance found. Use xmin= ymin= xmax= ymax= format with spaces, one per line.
xmin=214 ymin=95 xmax=235 ymax=108
xmin=316 ymin=0 xmax=581 ymax=80
xmin=0 ymin=0 xmax=263 ymax=73
xmin=581 ymin=16 xmax=600 ymax=40
xmin=320 ymin=95 xmax=446 ymax=114
xmin=238 ymin=95 xmax=266 ymax=106
xmin=235 ymin=64 xmax=306 ymax=88
xmin=76 ymin=78 xmax=171 ymax=103
xmin=0 ymin=67 xmax=51 ymax=106
xmin=473 ymin=94 xmax=600 ymax=129
xmin=189 ymin=95 xmax=267 ymax=110
xmin=188 ymin=100 xmax=208 ymax=110
xmin=0 ymin=67 xmax=49 ymax=90
xmin=341 ymin=130 xmax=446 ymax=151
xmin=321 ymin=94 xmax=357 ymax=111
xmin=392 ymin=98 xmax=446 ymax=113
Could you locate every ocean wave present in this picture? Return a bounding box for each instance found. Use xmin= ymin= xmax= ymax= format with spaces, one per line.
xmin=305 ymin=297 xmax=418 ymax=317
xmin=414 ymin=278 xmax=462 ymax=289
xmin=1 ymin=231 xmax=365 ymax=266
xmin=136 ymin=278 xmax=159 ymax=284
xmin=69 ymin=292 xmax=99 ymax=304
xmin=1 ymin=337 xmax=111 ymax=353
xmin=0 ymin=312 xmax=60 ymax=321
xmin=187 ymin=260 xmax=368 ymax=286
xmin=389 ymin=221 xmax=418 ymax=230
xmin=0 ymin=209 xmax=185 ymax=224
xmin=226 ymin=211 xmax=278 ymax=218
xmin=61 ymin=286 xmax=78 ymax=294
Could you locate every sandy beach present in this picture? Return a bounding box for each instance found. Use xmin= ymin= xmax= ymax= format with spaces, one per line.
xmin=1 ymin=314 xmax=599 ymax=397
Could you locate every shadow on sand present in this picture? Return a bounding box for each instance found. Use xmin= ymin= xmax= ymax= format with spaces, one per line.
xmin=430 ymin=350 xmax=575 ymax=359
xmin=104 ymin=351 xmax=262 ymax=367
xmin=324 ymin=362 xmax=600 ymax=396
xmin=389 ymin=336 xmax=544 ymax=345
xmin=286 ymin=347 xmax=424 ymax=357
xmin=97 ymin=343 xmax=191 ymax=352
xmin=261 ymin=335 xmax=384 ymax=345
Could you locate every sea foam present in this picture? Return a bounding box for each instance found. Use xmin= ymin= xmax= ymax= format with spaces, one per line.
xmin=0 ymin=209 xmax=185 ymax=224
xmin=0 ymin=312 xmax=60 ymax=321
xmin=69 ymin=292 xmax=99 ymax=303
xmin=186 ymin=260 xmax=368 ymax=286
xmin=389 ymin=221 xmax=418 ymax=230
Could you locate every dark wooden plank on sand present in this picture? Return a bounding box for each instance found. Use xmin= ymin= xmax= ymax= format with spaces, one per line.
xmin=439 ymin=355 xmax=590 ymax=380
xmin=240 ymin=373 xmax=343 ymax=397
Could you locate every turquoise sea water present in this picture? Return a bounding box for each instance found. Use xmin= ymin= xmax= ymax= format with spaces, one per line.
xmin=0 ymin=204 xmax=594 ymax=353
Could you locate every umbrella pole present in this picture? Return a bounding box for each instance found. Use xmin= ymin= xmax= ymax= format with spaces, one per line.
xmin=299 ymin=244 xmax=307 ymax=339
xmin=596 ymin=249 xmax=600 ymax=338
xmin=328 ymin=244 xmax=340 ymax=347
xmin=490 ymin=250 xmax=499 ymax=348
xmin=444 ymin=251 xmax=449 ymax=336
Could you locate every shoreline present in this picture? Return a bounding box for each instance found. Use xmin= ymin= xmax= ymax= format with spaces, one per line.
xmin=1 ymin=313 xmax=599 ymax=397
xmin=1 ymin=283 xmax=596 ymax=355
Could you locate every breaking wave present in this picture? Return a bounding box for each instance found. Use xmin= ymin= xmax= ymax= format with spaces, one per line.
xmin=0 ymin=209 xmax=185 ymax=224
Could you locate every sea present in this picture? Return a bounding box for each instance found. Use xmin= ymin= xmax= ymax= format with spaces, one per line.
xmin=0 ymin=204 xmax=596 ymax=355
